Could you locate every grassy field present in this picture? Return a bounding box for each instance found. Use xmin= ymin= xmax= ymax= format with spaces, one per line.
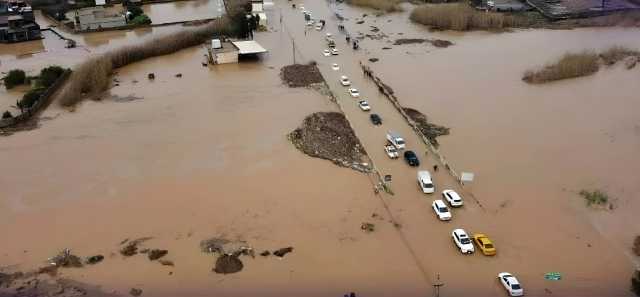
xmin=346 ymin=0 xmax=402 ymax=12
xmin=410 ymin=3 xmax=530 ymax=31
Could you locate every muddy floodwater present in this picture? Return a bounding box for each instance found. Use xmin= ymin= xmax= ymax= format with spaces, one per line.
xmin=2 ymin=0 xmax=640 ymax=296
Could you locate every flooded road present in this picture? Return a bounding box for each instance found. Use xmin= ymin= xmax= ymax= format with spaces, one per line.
xmin=1 ymin=0 xmax=640 ymax=296
xmin=141 ymin=0 xmax=225 ymax=24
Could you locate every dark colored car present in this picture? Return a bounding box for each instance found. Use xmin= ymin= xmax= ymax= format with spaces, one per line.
xmin=404 ymin=150 xmax=420 ymax=166
xmin=370 ymin=114 xmax=382 ymax=125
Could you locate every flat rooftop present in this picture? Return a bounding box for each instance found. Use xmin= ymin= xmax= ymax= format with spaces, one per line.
xmin=231 ymin=40 xmax=267 ymax=55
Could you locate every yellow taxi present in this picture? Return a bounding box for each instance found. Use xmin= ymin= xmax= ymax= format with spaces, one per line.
xmin=473 ymin=233 xmax=497 ymax=256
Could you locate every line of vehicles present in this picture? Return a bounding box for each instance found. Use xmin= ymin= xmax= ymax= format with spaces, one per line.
xmin=301 ymin=7 xmax=523 ymax=295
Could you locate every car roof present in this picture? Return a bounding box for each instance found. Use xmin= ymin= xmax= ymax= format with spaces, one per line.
xmin=418 ymin=171 xmax=431 ymax=178
xmin=445 ymin=190 xmax=461 ymax=199
xmin=404 ymin=150 xmax=416 ymax=156
xmin=434 ymin=200 xmax=447 ymax=208
xmin=453 ymin=229 xmax=467 ymax=236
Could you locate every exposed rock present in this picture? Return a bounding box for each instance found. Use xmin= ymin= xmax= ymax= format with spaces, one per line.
xmin=130 ymin=288 xmax=143 ymax=296
xmin=273 ymin=247 xmax=294 ymax=258
xmin=148 ymin=249 xmax=168 ymax=261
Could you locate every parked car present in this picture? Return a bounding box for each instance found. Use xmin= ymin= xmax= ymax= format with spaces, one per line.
xmin=442 ymin=189 xmax=463 ymax=207
xmin=315 ymin=23 xmax=323 ymax=30
xmin=358 ymin=100 xmax=370 ymax=111
xmin=340 ymin=75 xmax=351 ymax=86
xmin=403 ymin=150 xmax=419 ymax=166
xmin=417 ymin=171 xmax=434 ymax=194
xmin=386 ymin=131 xmax=405 ymax=149
xmin=348 ymin=88 xmax=360 ymax=98
xmin=330 ymin=48 xmax=339 ymax=55
xmin=384 ymin=144 xmax=399 ymax=159
xmin=432 ymin=200 xmax=451 ymax=221
xmin=498 ymin=272 xmax=524 ymax=296
xmin=473 ymin=233 xmax=496 ymax=256
xmin=370 ymin=114 xmax=382 ymax=125
xmin=452 ymin=229 xmax=474 ymax=254
xmin=323 ymin=49 xmax=331 ymax=57
xmin=331 ymin=63 xmax=340 ymax=71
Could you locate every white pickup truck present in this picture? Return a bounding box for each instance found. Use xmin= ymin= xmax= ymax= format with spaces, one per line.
xmin=384 ymin=144 xmax=399 ymax=159
xmin=386 ymin=131 xmax=406 ymax=150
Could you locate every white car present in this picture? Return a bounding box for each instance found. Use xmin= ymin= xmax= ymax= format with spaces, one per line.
xmin=348 ymin=88 xmax=360 ymax=98
xmin=384 ymin=144 xmax=398 ymax=159
xmin=322 ymin=49 xmax=331 ymax=57
xmin=340 ymin=75 xmax=351 ymax=86
xmin=358 ymin=100 xmax=370 ymax=111
xmin=326 ymin=32 xmax=332 ymax=38
xmin=330 ymin=48 xmax=339 ymax=55
xmin=498 ymin=272 xmax=524 ymax=296
xmin=452 ymin=228 xmax=474 ymax=254
xmin=432 ymin=200 xmax=451 ymax=221
xmin=315 ymin=23 xmax=322 ymax=30
xmin=442 ymin=189 xmax=463 ymax=207
xmin=306 ymin=20 xmax=314 ymax=26
xmin=331 ymin=63 xmax=340 ymax=71
xmin=417 ymin=171 xmax=434 ymax=194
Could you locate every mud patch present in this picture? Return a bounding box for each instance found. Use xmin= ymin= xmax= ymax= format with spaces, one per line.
xmin=280 ymin=63 xmax=324 ymax=87
xmin=393 ymin=38 xmax=453 ymax=48
xmin=402 ymin=108 xmax=450 ymax=147
xmin=289 ymin=112 xmax=371 ymax=173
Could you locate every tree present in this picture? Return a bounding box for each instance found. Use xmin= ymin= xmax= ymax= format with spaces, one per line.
xmin=37 ymin=65 xmax=66 ymax=88
xmin=3 ymin=69 xmax=26 ymax=89
xmin=127 ymin=6 xmax=144 ymax=20
xmin=130 ymin=14 xmax=151 ymax=25
xmin=2 ymin=111 xmax=12 ymax=119
xmin=18 ymin=88 xmax=45 ymax=110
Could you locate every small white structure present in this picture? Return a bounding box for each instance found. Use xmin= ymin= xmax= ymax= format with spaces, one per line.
xmin=231 ymin=40 xmax=267 ymax=55
xmin=250 ymin=0 xmax=263 ymax=12
xmin=95 ymin=0 xmax=106 ymax=6
xmin=73 ymin=7 xmax=126 ymax=31
xmin=210 ymin=40 xmax=239 ymax=64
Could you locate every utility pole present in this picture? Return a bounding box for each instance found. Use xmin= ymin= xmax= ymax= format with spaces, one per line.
xmin=292 ymin=38 xmax=296 ymax=64
xmin=433 ymin=274 xmax=444 ymax=297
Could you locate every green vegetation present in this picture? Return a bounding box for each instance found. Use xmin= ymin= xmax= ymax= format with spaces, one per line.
xmin=2 ymin=111 xmax=13 ymax=119
xmin=18 ymin=88 xmax=46 ymax=110
xmin=130 ymin=14 xmax=151 ymax=25
xmin=523 ymin=51 xmax=600 ymax=84
xmin=578 ymin=189 xmax=609 ymax=207
xmin=37 ymin=66 xmax=66 ymax=88
xmin=346 ymin=0 xmax=402 ymax=12
xmin=3 ymin=69 xmax=27 ymax=89
xmin=410 ymin=3 xmax=529 ymax=31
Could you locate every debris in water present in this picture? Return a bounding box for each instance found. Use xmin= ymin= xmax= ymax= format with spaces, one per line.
xmin=289 ymin=112 xmax=371 ymax=173
xmin=382 ymin=47 xmax=392 ymax=50
xmin=159 ymin=260 xmax=174 ymax=266
xmin=119 ymin=237 xmax=152 ymax=257
xmin=214 ymin=254 xmax=244 ymax=274
xmin=130 ymin=288 xmax=143 ymax=296
xmin=280 ymin=63 xmax=324 ymax=87
xmin=148 ymin=249 xmax=168 ymax=261
xmin=273 ymin=247 xmax=294 ymax=258
xmin=85 ymin=255 xmax=104 ymax=265
xmin=356 ymin=20 xmax=364 ymax=24
xmin=147 ymin=73 xmax=155 ymax=80
xmin=361 ymin=222 xmax=375 ymax=233
xmin=49 ymin=249 xmax=83 ymax=268
xmin=175 ymin=73 xmax=182 ymax=78
xmin=402 ymin=108 xmax=450 ymax=147
xmin=260 ymin=250 xmax=271 ymax=257
xmin=368 ymin=58 xmax=379 ymax=63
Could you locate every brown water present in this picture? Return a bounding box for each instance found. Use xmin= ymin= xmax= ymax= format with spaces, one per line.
xmin=2 ymin=1 xmax=640 ymax=296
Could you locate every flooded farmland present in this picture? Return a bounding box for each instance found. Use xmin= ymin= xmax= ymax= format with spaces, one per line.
xmin=2 ymin=0 xmax=640 ymax=296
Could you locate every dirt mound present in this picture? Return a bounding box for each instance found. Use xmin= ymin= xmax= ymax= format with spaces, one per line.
xmin=403 ymin=108 xmax=450 ymax=147
xmin=289 ymin=112 xmax=371 ymax=173
xmin=280 ymin=63 xmax=324 ymax=87
xmin=214 ymin=255 xmax=244 ymax=274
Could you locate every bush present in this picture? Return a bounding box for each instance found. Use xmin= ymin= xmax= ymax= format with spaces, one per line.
xmin=346 ymin=0 xmax=402 ymax=12
xmin=633 ymin=270 xmax=640 ymax=296
xmin=633 ymin=236 xmax=640 ymax=257
xmin=600 ymin=46 xmax=640 ymax=66
xmin=523 ymin=51 xmax=600 ymax=84
xmin=578 ymin=189 xmax=609 ymax=207
xmin=3 ymin=69 xmax=27 ymax=89
xmin=2 ymin=111 xmax=12 ymax=119
xmin=130 ymin=14 xmax=151 ymax=25
xmin=127 ymin=6 xmax=143 ymax=20
xmin=37 ymin=66 xmax=66 ymax=88
xmin=410 ymin=3 xmax=528 ymax=31
xmin=18 ymin=87 xmax=46 ymax=110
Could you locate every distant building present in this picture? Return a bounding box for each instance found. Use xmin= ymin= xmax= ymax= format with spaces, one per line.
xmin=0 ymin=0 xmax=41 ymax=43
xmin=208 ymin=39 xmax=267 ymax=65
xmin=73 ymin=6 xmax=126 ymax=31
